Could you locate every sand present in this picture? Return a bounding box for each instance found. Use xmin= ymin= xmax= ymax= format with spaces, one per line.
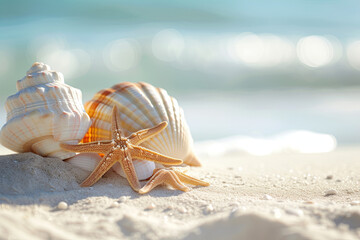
xmin=0 ymin=146 xmax=360 ymax=240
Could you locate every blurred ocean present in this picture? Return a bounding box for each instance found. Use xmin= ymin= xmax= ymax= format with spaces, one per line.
xmin=1 ymin=0 xmax=360 ymax=153
xmin=0 ymin=88 xmax=358 ymax=153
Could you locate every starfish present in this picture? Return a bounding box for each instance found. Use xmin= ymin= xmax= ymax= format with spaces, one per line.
xmin=139 ymin=168 xmax=210 ymax=194
xmin=61 ymin=106 xmax=209 ymax=193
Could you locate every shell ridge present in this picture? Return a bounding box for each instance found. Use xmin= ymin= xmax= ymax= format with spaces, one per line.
xmin=112 ymin=92 xmax=152 ymax=128
xmin=119 ymin=84 xmax=160 ymax=125
xmin=137 ymin=83 xmax=169 ymax=154
xmin=141 ymin=86 xmax=171 ymax=154
xmin=125 ymin=86 xmax=160 ymax=126
xmin=171 ymin=97 xmax=182 ymax=157
xmin=157 ymin=88 xmax=176 ymax=156
xmin=138 ymin=83 xmax=166 ymax=123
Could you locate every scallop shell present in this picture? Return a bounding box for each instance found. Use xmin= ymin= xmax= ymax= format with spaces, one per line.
xmin=82 ymin=82 xmax=201 ymax=179
xmin=0 ymin=62 xmax=91 ymax=159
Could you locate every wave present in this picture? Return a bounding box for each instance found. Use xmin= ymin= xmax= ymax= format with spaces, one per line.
xmin=195 ymin=130 xmax=337 ymax=157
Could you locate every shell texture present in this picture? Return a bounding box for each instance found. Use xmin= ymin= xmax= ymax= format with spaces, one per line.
xmin=82 ymin=82 xmax=201 ymax=180
xmin=0 ymin=62 xmax=91 ymax=159
xmin=65 ymin=153 xmax=102 ymax=172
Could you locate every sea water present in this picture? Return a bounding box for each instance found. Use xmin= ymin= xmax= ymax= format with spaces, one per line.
xmin=1 ymin=0 xmax=360 ymax=155
xmin=1 ymin=88 xmax=359 ymax=156
xmin=180 ymin=88 xmax=359 ymax=155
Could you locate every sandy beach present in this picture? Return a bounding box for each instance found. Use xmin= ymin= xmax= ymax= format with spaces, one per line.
xmin=0 ymin=145 xmax=359 ymax=240
xmin=1 ymin=0 xmax=360 ymax=239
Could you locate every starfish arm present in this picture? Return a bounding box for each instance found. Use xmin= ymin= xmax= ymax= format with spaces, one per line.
xmin=139 ymin=169 xmax=190 ymax=194
xmin=129 ymin=145 xmax=183 ymax=165
xmin=128 ymin=121 xmax=168 ymax=145
xmin=174 ymin=170 xmax=210 ymax=186
xmin=111 ymin=106 xmax=125 ymax=139
xmin=117 ymin=149 xmax=141 ymax=191
xmin=60 ymin=141 xmax=113 ymax=154
xmin=81 ymin=150 xmax=121 ymax=187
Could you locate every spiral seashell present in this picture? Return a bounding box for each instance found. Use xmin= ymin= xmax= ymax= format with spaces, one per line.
xmin=0 ymin=62 xmax=91 ymax=159
xmin=81 ymin=82 xmax=201 ymax=180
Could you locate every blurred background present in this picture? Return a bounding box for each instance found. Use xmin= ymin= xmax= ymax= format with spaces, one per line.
xmin=1 ymin=0 xmax=360 ymax=155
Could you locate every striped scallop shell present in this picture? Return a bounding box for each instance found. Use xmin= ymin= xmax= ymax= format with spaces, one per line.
xmin=0 ymin=62 xmax=91 ymax=159
xmin=82 ymin=82 xmax=201 ymax=179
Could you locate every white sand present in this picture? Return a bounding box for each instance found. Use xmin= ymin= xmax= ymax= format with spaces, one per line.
xmin=0 ymin=146 xmax=360 ymax=240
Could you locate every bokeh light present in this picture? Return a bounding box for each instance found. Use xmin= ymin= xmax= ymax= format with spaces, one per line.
xmin=296 ymin=36 xmax=334 ymax=68
xmin=103 ymin=39 xmax=140 ymax=72
xmin=152 ymin=29 xmax=185 ymax=62
xmin=38 ymin=49 xmax=91 ymax=80
xmin=347 ymin=40 xmax=360 ymax=71
xmin=228 ymin=33 xmax=295 ymax=67
xmin=32 ymin=37 xmax=91 ymax=80
xmin=0 ymin=47 xmax=14 ymax=76
xmin=232 ymin=33 xmax=265 ymax=65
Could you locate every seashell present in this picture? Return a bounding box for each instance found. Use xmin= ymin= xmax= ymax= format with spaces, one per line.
xmin=65 ymin=153 xmax=101 ymax=172
xmin=113 ymin=160 xmax=156 ymax=180
xmin=0 ymin=62 xmax=91 ymax=159
xmin=66 ymin=153 xmax=155 ymax=180
xmin=81 ymin=82 xmax=201 ymax=180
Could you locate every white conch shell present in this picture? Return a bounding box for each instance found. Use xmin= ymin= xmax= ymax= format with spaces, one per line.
xmin=78 ymin=82 xmax=201 ymax=180
xmin=0 ymin=62 xmax=91 ymax=159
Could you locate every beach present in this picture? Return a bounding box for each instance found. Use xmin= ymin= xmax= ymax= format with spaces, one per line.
xmin=1 ymin=0 xmax=360 ymax=239
xmin=0 ymin=145 xmax=359 ymax=240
